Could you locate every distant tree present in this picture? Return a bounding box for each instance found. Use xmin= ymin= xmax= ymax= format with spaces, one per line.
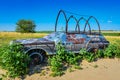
xmin=16 ymin=19 xmax=36 ymax=33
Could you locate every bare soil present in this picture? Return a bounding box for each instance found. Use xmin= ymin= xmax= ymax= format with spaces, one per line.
xmin=1 ymin=58 xmax=120 ymax=80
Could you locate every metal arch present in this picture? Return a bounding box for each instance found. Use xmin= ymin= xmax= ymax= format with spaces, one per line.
xmin=76 ymin=17 xmax=91 ymax=34
xmin=84 ymin=16 xmax=101 ymax=34
xmin=55 ymin=10 xmax=68 ymax=32
xmin=66 ymin=15 xmax=80 ymax=33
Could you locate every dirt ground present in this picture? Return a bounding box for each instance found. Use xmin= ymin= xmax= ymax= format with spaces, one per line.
xmin=1 ymin=58 xmax=120 ymax=80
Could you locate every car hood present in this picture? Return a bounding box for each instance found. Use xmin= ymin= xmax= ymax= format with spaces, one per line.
xmin=10 ymin=38 xmax=54 ymax=45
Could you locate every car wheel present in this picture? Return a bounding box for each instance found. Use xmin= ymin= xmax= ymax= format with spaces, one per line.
xmin=89 ymin=48 xmax=98 ymax=53
xmin=29 ymin=49 xmax=46 ymax=65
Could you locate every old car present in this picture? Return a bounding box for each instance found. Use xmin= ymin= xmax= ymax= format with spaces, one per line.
xmin=10 ymin=10 xmax=109 ymax=64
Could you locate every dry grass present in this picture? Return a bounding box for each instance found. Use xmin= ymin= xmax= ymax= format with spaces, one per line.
xmin=105 ymin=36 xmax=120 ymax=43
xmin=0 ymin=32 xmax=48 ymax=46
xmin=0 ymin=32 xmax=48 ymax=38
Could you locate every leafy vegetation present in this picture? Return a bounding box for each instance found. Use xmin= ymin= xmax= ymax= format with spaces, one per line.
xmin=104 ymin=43 xmax=120 ymax=58
xmin=49 ymin=41 xmax=120 ymax=77
xmin=0 ymin=44 xmax=30 ymax=78
xmin=79 ymin=49 xmax=104 ymax=62
xmin=16 ymin=19 xmax=36 ymax=33
xmin=0 ymin=78 xmax=2 ymax=80
xmin=49 ymin=42 xmax=82 ymax=77
xmin=79 ymin=49 xmax=95 ymax=62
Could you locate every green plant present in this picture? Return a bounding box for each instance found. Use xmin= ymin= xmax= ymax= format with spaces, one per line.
xmin=49 ymin=41 xmax=120 ymax=77
xmin=74 ymin=65 xmax=83 ymax=70
xmin=0 ymin=43 xmax=30 ymax=78
xmin=104 ymin=43 xmax=120 ymax=58
xmin=79 ymin=48 xmax=95 ymax=62
xmin=114 ymin=42 xmax=120 ymax=58
xmin=104 ymin=44 xmax=115 ymax=58
xmin=50 ymin=71 xmax=64 ymax=77
xmin=0 ymin=78 xmax=2 ymax=80
xmin=49 ymin=55 xmax=64 ymax=76
xmin=49 ymin=42 xmax=82 ymax=77
xmin=66 ymin=52 xmax=82 ymax=65
xmin=40 ymin=70 xmax=46 ymax=76
xmin=68 ymin=67 xmax=74 ymax=72
xmin=93 ymin=64 xmax=98 ymax=68
xmin=95 ymin=50 xmax=104 ymax=58
xmin=50 ymin=56 xmax=63 ymax=71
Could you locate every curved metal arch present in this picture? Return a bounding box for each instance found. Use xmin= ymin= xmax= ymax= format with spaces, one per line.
xmin=66 ymin=15 xmax=80 ymax=33
xmin=84 ymin=16 xmax=101 ymax=34
xmin=55 ymin=10 xmax=67 ymax=32
xmin=76 ymin=17 xmax=91 ymax=34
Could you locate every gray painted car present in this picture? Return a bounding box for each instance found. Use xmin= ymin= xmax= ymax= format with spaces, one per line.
xmin=10 ymin=10 xmax=109 ymax=64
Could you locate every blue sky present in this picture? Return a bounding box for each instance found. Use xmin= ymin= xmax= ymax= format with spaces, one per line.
xmin=0 ymin=0 xmax=120 ymax=31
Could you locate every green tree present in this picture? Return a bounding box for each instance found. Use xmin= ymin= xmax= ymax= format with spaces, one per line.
xmin=16 ymin=19 xmax=36 ymax=33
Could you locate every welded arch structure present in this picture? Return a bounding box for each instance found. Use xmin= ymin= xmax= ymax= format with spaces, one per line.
xmin=76 ymin=17 xmax=91 ymax=34
xmin=55 ymin=10 xmax=67 ymax=32
xmin=84 ymin=16 xmax=101 ymax=34
xmin=66 ymin=15 xmax=80 ymax=33
xmin=55 ymin=10 xmax=101 ymax=34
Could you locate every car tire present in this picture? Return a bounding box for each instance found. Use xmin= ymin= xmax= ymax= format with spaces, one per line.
xmin=28 ymin=49 xmax=46 ymax=65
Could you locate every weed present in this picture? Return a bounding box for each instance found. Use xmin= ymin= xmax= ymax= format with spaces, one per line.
xmin=50 ymin=72 xmax=64 ymax=77
xmin=40 ymin=70 xmax=46 ymax=76
xmin=74 ymin=65 xmax=83 ymax=70
xmin=49 ymin=42 xmax=82 ymax=77
xmin=93 ymin=65 xmax=98 ymax=68
xmin=0 ymin=43 xmax=30 ymax=78
xmin=79 ymin=48 xmax=95 ymax=62
xmin=0 ymin=78 xmax=2 ymax=80
xmin=68 ymin=67 xmax=74 ymax=72
xmin=104 ymin=43 xmax=120 ymax=58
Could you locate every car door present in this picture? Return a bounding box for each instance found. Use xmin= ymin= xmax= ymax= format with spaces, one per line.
xmin=64 ymin=33 xmax=86 ymax=52
xmin=72 ymin=34 xmax=86 ymax=51
xmin=65 ymin=34 xmax=79 ymax=51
